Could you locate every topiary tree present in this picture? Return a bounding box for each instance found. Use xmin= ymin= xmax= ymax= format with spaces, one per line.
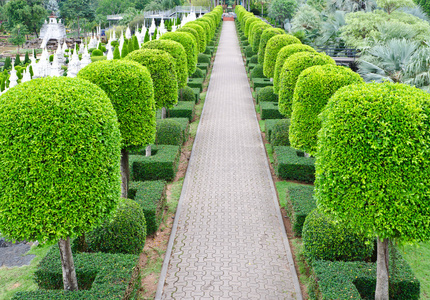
xmin=178 ymin=86 xmax=195 ymax=101
xmin=251 ymin=64 xmax=265 ymax=78
xmin=24 ymin=51 xmax=30 ymax=65
xmin=195 ymin=18 xmax=214 ymax=41
xmin=121 ymin=40 xmax=129 ymax=58
xmin=141 ymin=39 xmax=188 ymax=88
xmin=244 ymin=17 xmax=260 ymax=37
xmin=197 ymin=53 xmax=211 ymax=64
xmin=302 ymin=209 xmax=374 ymax=263
xmin=248 ymin=20 xmax=266 ymax=45
xmin=132 ymin=35 xmax=139 ymax=50
xmin=128 ymin=38 xmax=135 ymax=53
xmin=278 ymin=52 xmax=335 ymax=117
xmin=193 ymin=19 xmax=211 ymax=41
xmin=263 ymin=34 xmax=301 ymax=78
xmin=3 ymin=56 xmax=11 ymax=70
xmin=252 ymin=24 xmax=272 ymax=52
xmin=257 ymin=86 xmax=278 ymax=103
xmin=125 ymin=48 xmax=178 ymax=116
xmin=183 ymin=22 xmax=206 ymax=53
xmin=315 ymin=82 xmax=430 ymax=299
xmin=91 ymin=49 xmax=103 ymax=57
xmin=258 ymin=27 xmax=285 ymax=65
xmin=144 ymin=29 xmax=150 ymax=43
xmin=273 ymin=44 xmax=316 ymax=94
xmin=0 ymin=76 xmax=121 ymax=291
xmin=86 ymin=199 xmax=147 ymax=255
xmin=113 ymin=45 xmax=120 ymax=59
xmin=14 ymin=53 xmax=21 ymax=66
xmin=289 ymin=65 xmax=363 ymax=155
xmin=160 ymin=31 xmax=198 ymax=75
xmin=155 ymin=118 xmax=183 ymax=145
xmin=78 ymin=59 xmax=156 ymax=199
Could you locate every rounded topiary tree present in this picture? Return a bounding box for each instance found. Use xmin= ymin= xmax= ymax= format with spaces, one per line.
xmin=176 ymin=27 xmax=200 ymax=54
xmin=278 ymin=52 xmax=335 ymax=117
xmin=178 ymin=86 xmax=195 ymax=102
xmin=160 ymin=31 xmax=198 ymax=75
xmin=252 ymin=24 xmax=272 ymax=52
xmin=273 ymin=44 xmax=316 ymax=94
xmin=125 ymin=49 xmax=178 ymax=110
xmin=184 ymin=22 xmax=206 ymax=53
xmin=248 ymin=20 xmax=265 ymax=46
xmin=77 ymin=59 xmax=156 ymax=198
xmin=263 ymin=34 xmax=301 ymax=78
xmin=87 ymin=198 xmax=147 ymax=255
xmin=257 ymin=86 xmax=278 ymax=103
xmin=244 ymin=17 xmax=259 ymax=37
xmin=155 ymin=118 xmax=183 ymax=145
xmin=194 ymin=19 xmax=211 ymax=41
xmin=91 ymin=49 xmax=103 ymax=57
xmin=141 ymin=39 xmax=188 ymax=88
xmin=250 ymin=64 xmax=264 ymax=78
xmin=0 ymin=76 xmax=121 ymax=290
xmin=316 ymin=82 xmax=430 ymax=299
xmin=258 ymin=27 xmax=285 ymax=64
xmin=289 ymin=65 xmax=363 ymax=156
xmin=195 ymin=18 xmax=214 ymax=40
xmin=302 ymin=209 xmax=374 ymax=262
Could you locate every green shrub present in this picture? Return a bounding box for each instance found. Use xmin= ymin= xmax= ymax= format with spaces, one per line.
xmin=250 ymin=54 xmax=258 ymax=64
xmin=167 ymin=101 xmax=195 ymax=121
xmin=273 ymin=44 xmax=316 ymax=94
xmin=252 ymin=78 xmax=273 ymax=89
xmin=251 ymin=24 xmax=272 ymax=52
xmin=125 ymin=49 xmax=178 ymax=109
xmin=184 ymin=22 xmax=206 ymax=52
xmin=248 ymin=21 xmax=266 ymax=45
xmin=129 ymin=180 xmax=166 ymax=235
xmin=160 ymin=31 xmax=198 ymax=75
xmin=187 ymin=77 xmax=204 ymax=93
xmin=0 ymin=76 xmax=120 ymax=243
xmin=3 ymin=56 xmax=11 ymax=70
xmin=257 ymin=86 xmax=278 ymax=103
xmin=178 ymin=86 xmax=196 ymax=102
xmin=303 ymin=209 xmax=374 ymax=262
xmin=263 ymin=35 xmax=301 ymax=78
xmin=285 ymin=185 xmax=316 ymax=236
xmin=197 ymin=53 xmax=210 ymax=64
xmin=273 ymin=146 xmax=315 ymax=182
xmin=141 ymin=39 xmax=188 ymax=88
xmin=245 ymin=45 xmax=255 ymax=57
xmin=191 ymin=67 xmax=204 ymax=78
xmin=194 ymin=19 xmax=211 ymax=41
xmin=90 ymin=56 xmax=107 ymax=62
xmin=260 ymin=102 xmax=283 ymax=119
xmin=77 ymin=59 xmax=156 ymax=151
xmin=312 ymin=249 xmax=420 ymax=300
xmin=258 ymin=27 xmax=284 ymax=64
xmin=278 ymin=52 xmax=335 ymax=117
xmin=176 ymin=26 xmax=200 ymax=54
xmin=250 ymin=64 xmax=264 ymax=78
xmin=271 ymin=118 xmax=290 ymax=146
xmin=15 ymin=246 xmax=139 ymax=299
xmin=290 ymin=65 xmax=363 ymax=155
xmin=49 ymin=54 xmax=54 ymax=62
xmin=155 ymin=118 xmax=183 ymax=145
xmin=244 ymin=17 xmax=259 ymax=37
xmin=91 ymin=49 xmax=103 ymax=57
xmin=88 ymin=48 xmax=96 ymax=53
xmin=265 ymin=119 xmax=282 ymax=142
xmin=130 ymin=144 xmax=181 ymax=181
xmin=86 ymin=199 xmax=147 ymax=255
xmin=111 ymin=40 xmax=119 ymax=47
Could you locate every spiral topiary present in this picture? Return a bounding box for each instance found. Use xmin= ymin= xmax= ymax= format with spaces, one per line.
xmin=125 ymin=49 xmax=178 ymax=109
xmin=258 ymin=27 xmax=285 ymax=64
xmin=302 ymin=209 xmax=374 ymax=263
xmin=160 ymin=31 xmax=198 ymax=75
xmin=263 ymin=34 xmax=301 ymax=78
xmin=77 ymin=59 xmax=156 ymax=151
xmin=141 ymin=39 xmax=188 ymax=88
xmin=289 ymin=64 xmax=363 ymax=155
xmin=86 ymin=199 xmax=147 ymax=255
xmin=0 ymin=76 xmax=121 ymax=243
xmin=155 ymin=118 xmax=183 ymax=145
xmin=278 ymin=52 xmax=335 ymax=117
xmin=273 ymin=44 xmax=316 ymax=94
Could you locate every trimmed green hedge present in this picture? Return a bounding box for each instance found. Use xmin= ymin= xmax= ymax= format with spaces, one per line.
xmin=258 ymin=28 xmax=285 ymax=64
xmin=270 ymin=118 xmax=290 ymax=146
xmin=90 ymin=56 xmax=107 ymax=62
xmin=184 ymin=22 xmax=207 ymax=53
xmin=197 ymin=53 xmax=211 ymax=64
xmin=273 ymin=146 xmax=315 ymax=182
xmin=160 ymin=32 xmax=198 ymax=75
xmin=263 ymin=34 xmax=301 ymax=78
xmin=12 ymin=246 xmax=139 ymax=299
xmin=257 ymin=86 xmax=278 ymax=103
xmin=130 ymin=144 xmax=181 ymax=181
xmin=167 ymin=101 xmax=195 ymax=121
xmin=278 ymin=52 xmax=335 ymax=117
xmin=176 ymin=27 xmax=200 ymax=55
xmin=303 ymin=209 xmax=374 ymax=262
xmin=125 ymin=49 xmax=178 ymax=109
xmin=265 ymin=119 xmax=283 ymax=142
xmin=251 ymin=24 xmax=272 ymax=52
xmin=260 ymin=102 xmax=283 ymax=120
xmin=187 ymin=77 xmax=204 ymax=92
xmin=191 ymin=67 xmax=205 ymax=79
xmin=197 ymin=62 xmax=209 ymax=72
xmin=252 ymin=77 xmax=273 ymax=89
xmin=312 ymin=248 xmax=420 ymax=300
xmin=178 ymin=86 xmax=196 ymax=102
xmin=250 ymin=64 xmax=264 ymax=79
xmin=290 ymin=64 xmax=363 ymax=156
xmin=273 ymin=44 xmax=316 ymax=94
xmin=285 ymin=185 xmax=316 ymax=236
xmin=155 ymin=119 xmax=183 ymax=145
xmin=245 ymin=45 xmax=255 ymax=58
xmin=129 ymin=180 xmax=167 ymax=235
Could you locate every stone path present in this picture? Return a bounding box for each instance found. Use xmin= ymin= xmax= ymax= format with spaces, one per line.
xmin=156 ymin=21 xmax=302 ymax=299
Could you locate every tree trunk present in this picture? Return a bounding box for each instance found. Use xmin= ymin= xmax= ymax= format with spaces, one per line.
xmin=146 ymin=145 xmax=151 ymax=157
xmin=77 ymin=17 xmax=80 ymax=38
xmin=58 ymin=237 xmax=79 ymax=291
xmin=375 ymin=237 xmax=389 ymax=300
xmin=120 ymin=149 xmax=129 ymax=199
xmin=161 ymin=107 xmax=166 ymax=119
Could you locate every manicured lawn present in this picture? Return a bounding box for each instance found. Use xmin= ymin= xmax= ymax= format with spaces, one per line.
xmin=0 ymin=243 xmax=52 ymax=300
xmin=401 ymin=241 xmax=430 ymax=299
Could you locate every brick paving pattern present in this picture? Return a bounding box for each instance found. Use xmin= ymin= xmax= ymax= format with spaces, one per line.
xmin=160 ymin=21 xmax=301 ymax=299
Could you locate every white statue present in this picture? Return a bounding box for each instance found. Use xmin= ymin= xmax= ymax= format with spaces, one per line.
xmin=9 ymin=62 xmax=18 ymax=88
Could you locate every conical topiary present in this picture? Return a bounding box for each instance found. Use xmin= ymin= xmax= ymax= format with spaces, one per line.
xmin=14 ymin=53 xmax=21 ymax=66
xmin=133 ymin=35 xmax=139 ymax=50
xmin=121 ymin=40 xmax=129 ymax=58
xmin=113 ymin=45 xmax=120 ymax=59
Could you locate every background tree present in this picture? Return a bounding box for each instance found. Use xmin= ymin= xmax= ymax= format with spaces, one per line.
xmin=4 ymin=0 xmax=46 ymax=37
xmin=268 ymin=0 xmax=298 ymax=27
xmin=45 ymin=0 xmax=60 ymax=16
xmin=60 ymin=0 xmax=94 ymax=38
xmin=96 ymin=0 xmax=132 ymax=16
xmin=8 ymin=23 xmax=27 ymax=51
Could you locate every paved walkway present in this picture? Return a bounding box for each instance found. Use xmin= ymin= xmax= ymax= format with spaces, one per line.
xmin=156 ymin=21 xmax=302 ymax=299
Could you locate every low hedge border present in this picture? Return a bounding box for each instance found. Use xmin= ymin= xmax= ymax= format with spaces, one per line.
xmin=265 ymin=119 xmax=282 ymax=142
xmin=312 ymin=248 xmax=420 ymax=300
xmin=273 ymin=146 xmax=315 ymax=182
xmin=187 ymin=78 xmax=204 ymax=93
xmin=197 ymin=63 xmax=209 ymax=72
xmin=129 ymin=180 xmax=167 ymax=235
xmin=247 ymin=63 xmax=257 ymax=73
xmin=167 ymin=101 xmax=196 ymax=121
xmin=12 ymin=246 xmax=139 ymax=299
xmin=260 ymin=102 xmax=284 ymax=120
xmin=130 ymin=144 xmax=181 ymax=181
xmin=252 ymin=78 xmax=272 ymax=89
xmin=257 ymin=86 xmax=278 ymax=104
xmin=286 ymin=185 xmax=316 ymax=236
xmin=168 ymin=117 xmax=189 ymax=143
